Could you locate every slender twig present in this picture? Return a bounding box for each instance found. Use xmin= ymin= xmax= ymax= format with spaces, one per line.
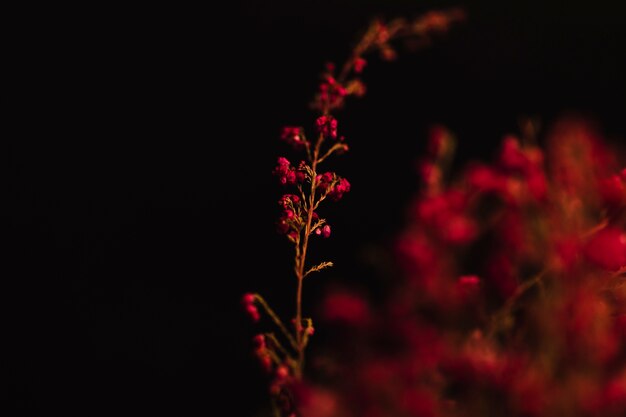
xmin=254 ymin=294 xmax=298 ymax=351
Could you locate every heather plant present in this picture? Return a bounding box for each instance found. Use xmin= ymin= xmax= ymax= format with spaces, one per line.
xmin=242 ymin=9 xmax=465 ymax=416
xmin=243 ymin=8 xmax=626 ymax=417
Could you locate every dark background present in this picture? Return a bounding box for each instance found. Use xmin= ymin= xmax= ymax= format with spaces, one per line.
xmin=8 ymin=1 xmax=626 ymax=416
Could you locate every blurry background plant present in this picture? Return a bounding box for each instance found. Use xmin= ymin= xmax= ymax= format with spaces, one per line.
xmin=309 ymin=114 xmax=626 ymax=417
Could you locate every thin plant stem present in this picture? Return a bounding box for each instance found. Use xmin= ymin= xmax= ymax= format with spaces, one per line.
xmin=254 ymin=294 xmax=298 ymax=351
xmin=294 ymin=133 xmax=324 ymax=377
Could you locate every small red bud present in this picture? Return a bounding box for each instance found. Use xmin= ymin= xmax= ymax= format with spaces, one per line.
xmin=246 ymin=304 xmax=260 ymax=322
xmin=291 ymin=318 xmax=303 ymax=332
xmin=260 ymin=355 xmax=272 ymax=372
xmin=253 ymin=334 xmax=265 ymax=349
xmin=276 ymin=365 xmax=290 ymax=380
xmin=354 ymin=57 xmax=367 ymax=73
xmin=242 ymin=293 xmax=255 ymax=305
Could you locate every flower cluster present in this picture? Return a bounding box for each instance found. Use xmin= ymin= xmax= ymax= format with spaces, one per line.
xmin=310 ymin=9 xmax=465 ymax=112
xmin=272 ymin=122 xmax=350 ymax=244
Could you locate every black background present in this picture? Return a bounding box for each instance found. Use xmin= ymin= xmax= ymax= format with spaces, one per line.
xmin=8 ymin=1 xmax=626 ymax=416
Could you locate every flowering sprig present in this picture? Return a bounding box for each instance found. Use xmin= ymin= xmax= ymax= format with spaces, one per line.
xmin=269 ymin=114 xmax=352 ymax=379
xmin=311 ymin=8 xmax=466 ymax=112
xmin=242 ymin=8 xmax=465 ymax=416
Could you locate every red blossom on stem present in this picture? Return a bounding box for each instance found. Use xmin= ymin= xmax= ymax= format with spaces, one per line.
xmin=281 ymin=126 xmax=308 ymax=150
xmin=316 ymin=115 xmax=339 ymax=140
xmin=242 ymin=293 xmax=260 ymax=322
xmin=273 ymin=157 xmax=297 ymax=186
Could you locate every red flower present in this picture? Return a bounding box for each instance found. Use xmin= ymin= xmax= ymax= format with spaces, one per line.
xmin=278 ymin=194 xmax=300 ymax=209
xmin=316 ymin=172 xmax=335 ymax=193
xmin=273 ymin=157 xmax=296 ymax=185
xmin=328 ymin=178 xmax=350 ymax=201
xmin=281 ymin=126 xmax=308 ymax=149
xmin=316 ymin=115 xmax=338 ymax=140
xmin=245 ymin=304 xmax=260 ymax=322
xmin=353 ymin=57 xmax=367 ymax=73
xmin=315 ymin=224 xmax=331 ymax=238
